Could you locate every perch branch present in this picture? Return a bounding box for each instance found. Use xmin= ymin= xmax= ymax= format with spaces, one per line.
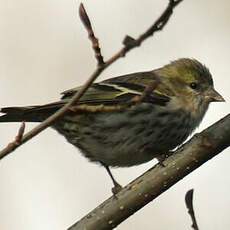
xmin=68 ymin=114 xmax=230 ymax=230
xmin=0 ymin=0 xmax=183 ymax=160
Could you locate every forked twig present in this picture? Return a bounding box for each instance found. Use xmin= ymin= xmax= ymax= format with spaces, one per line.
xmin=0 ymin=0 xmax=183 ymax=160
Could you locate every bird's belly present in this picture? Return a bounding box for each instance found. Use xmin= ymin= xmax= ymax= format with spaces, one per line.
xmin=54 ymin=104 xmax=195 ymax=167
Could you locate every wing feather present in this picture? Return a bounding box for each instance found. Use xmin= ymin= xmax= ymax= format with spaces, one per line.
xmin=61 ymin=71 xmax=170 ymax=106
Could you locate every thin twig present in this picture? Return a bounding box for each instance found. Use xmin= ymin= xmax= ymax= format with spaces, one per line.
xmin=15 ymin=121 xmax=26 ymax=144
xmin=68 ymin=114 xmax=230 ymax=230
xmin=185 ymin=189 xmax=200 ymax=230
xmin=7 ymin=122 xmax=26 ymax=149
xmin=105 ymin=0 xmax=183 ymax=66
xmin=79 ymin=3 xmax=104 ymax=66
xmin=0 ymin=0 xmax=183 ymax=160
xmin=131 ymin=79 xmax=160 ymax=103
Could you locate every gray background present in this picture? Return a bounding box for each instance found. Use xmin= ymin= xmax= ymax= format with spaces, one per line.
xmin=0 ymin=0 xmax=229 ymax=229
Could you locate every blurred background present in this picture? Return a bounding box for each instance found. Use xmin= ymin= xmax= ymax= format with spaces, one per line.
xmin=0 ymin=0 xmax=229 ymax=229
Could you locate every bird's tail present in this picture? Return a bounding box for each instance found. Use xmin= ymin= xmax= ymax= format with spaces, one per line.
xmin=0 ymin=102 xmax=63 ymax=123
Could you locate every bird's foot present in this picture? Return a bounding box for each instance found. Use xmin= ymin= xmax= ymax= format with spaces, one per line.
xmin=111 ymin=181 xmax=123 ymax=195
xmin=101 ymin=162 xmax=123 ymax=196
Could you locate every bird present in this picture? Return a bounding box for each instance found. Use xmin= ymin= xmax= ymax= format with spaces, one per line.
xmin=0 ymin=58 xmax=224 ymax=193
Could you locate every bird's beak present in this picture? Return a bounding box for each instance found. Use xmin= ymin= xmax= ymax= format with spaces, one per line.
xmin=205 ymin=88 xmax=225 ymax=102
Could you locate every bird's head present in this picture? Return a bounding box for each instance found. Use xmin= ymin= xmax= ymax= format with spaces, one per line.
xmin=156 ymin=58 xmax=224 ymax=103
xmin=154 ymin=58 xmax=225 ymax=119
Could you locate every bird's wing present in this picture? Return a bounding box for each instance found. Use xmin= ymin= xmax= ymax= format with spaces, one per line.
xmin=0 ymin=72 xmax=171 ymax=121
xmin=61 ymin=71 xmax=170 ymax=107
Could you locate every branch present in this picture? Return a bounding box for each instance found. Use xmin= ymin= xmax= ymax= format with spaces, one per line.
xmin=185 ymin=189 xmax=200 ymax=230
xmin=68 ymin=114 xmax=230 ymax=230
xmin=0 ymin=0 xmax=183 ymax=160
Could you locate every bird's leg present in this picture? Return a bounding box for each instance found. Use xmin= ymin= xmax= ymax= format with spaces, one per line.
xmin=101 ymin=163 xmax=122 ymax=195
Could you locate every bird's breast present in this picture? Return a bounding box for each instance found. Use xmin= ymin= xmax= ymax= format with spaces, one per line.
xmin=53 ymin=102 xmax=200 ymax=167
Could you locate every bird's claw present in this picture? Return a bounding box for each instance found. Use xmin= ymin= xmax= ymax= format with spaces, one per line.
xmin=112 ymin=182 xmax=122 ymax=196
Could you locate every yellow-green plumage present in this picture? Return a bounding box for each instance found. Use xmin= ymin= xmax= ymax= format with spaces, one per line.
xmin=0 ymin=58 xmax=224 ymax=175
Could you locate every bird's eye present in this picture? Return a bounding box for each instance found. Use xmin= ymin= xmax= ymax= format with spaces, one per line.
xmin=189 ymin=82 xmax=198 ymax=90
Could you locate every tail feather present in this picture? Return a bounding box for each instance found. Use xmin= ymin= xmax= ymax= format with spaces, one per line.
xmin=0 ymin=102 xmax=63 ymax=123
xmin=0 ymin=106 xmax=43 ymax=122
